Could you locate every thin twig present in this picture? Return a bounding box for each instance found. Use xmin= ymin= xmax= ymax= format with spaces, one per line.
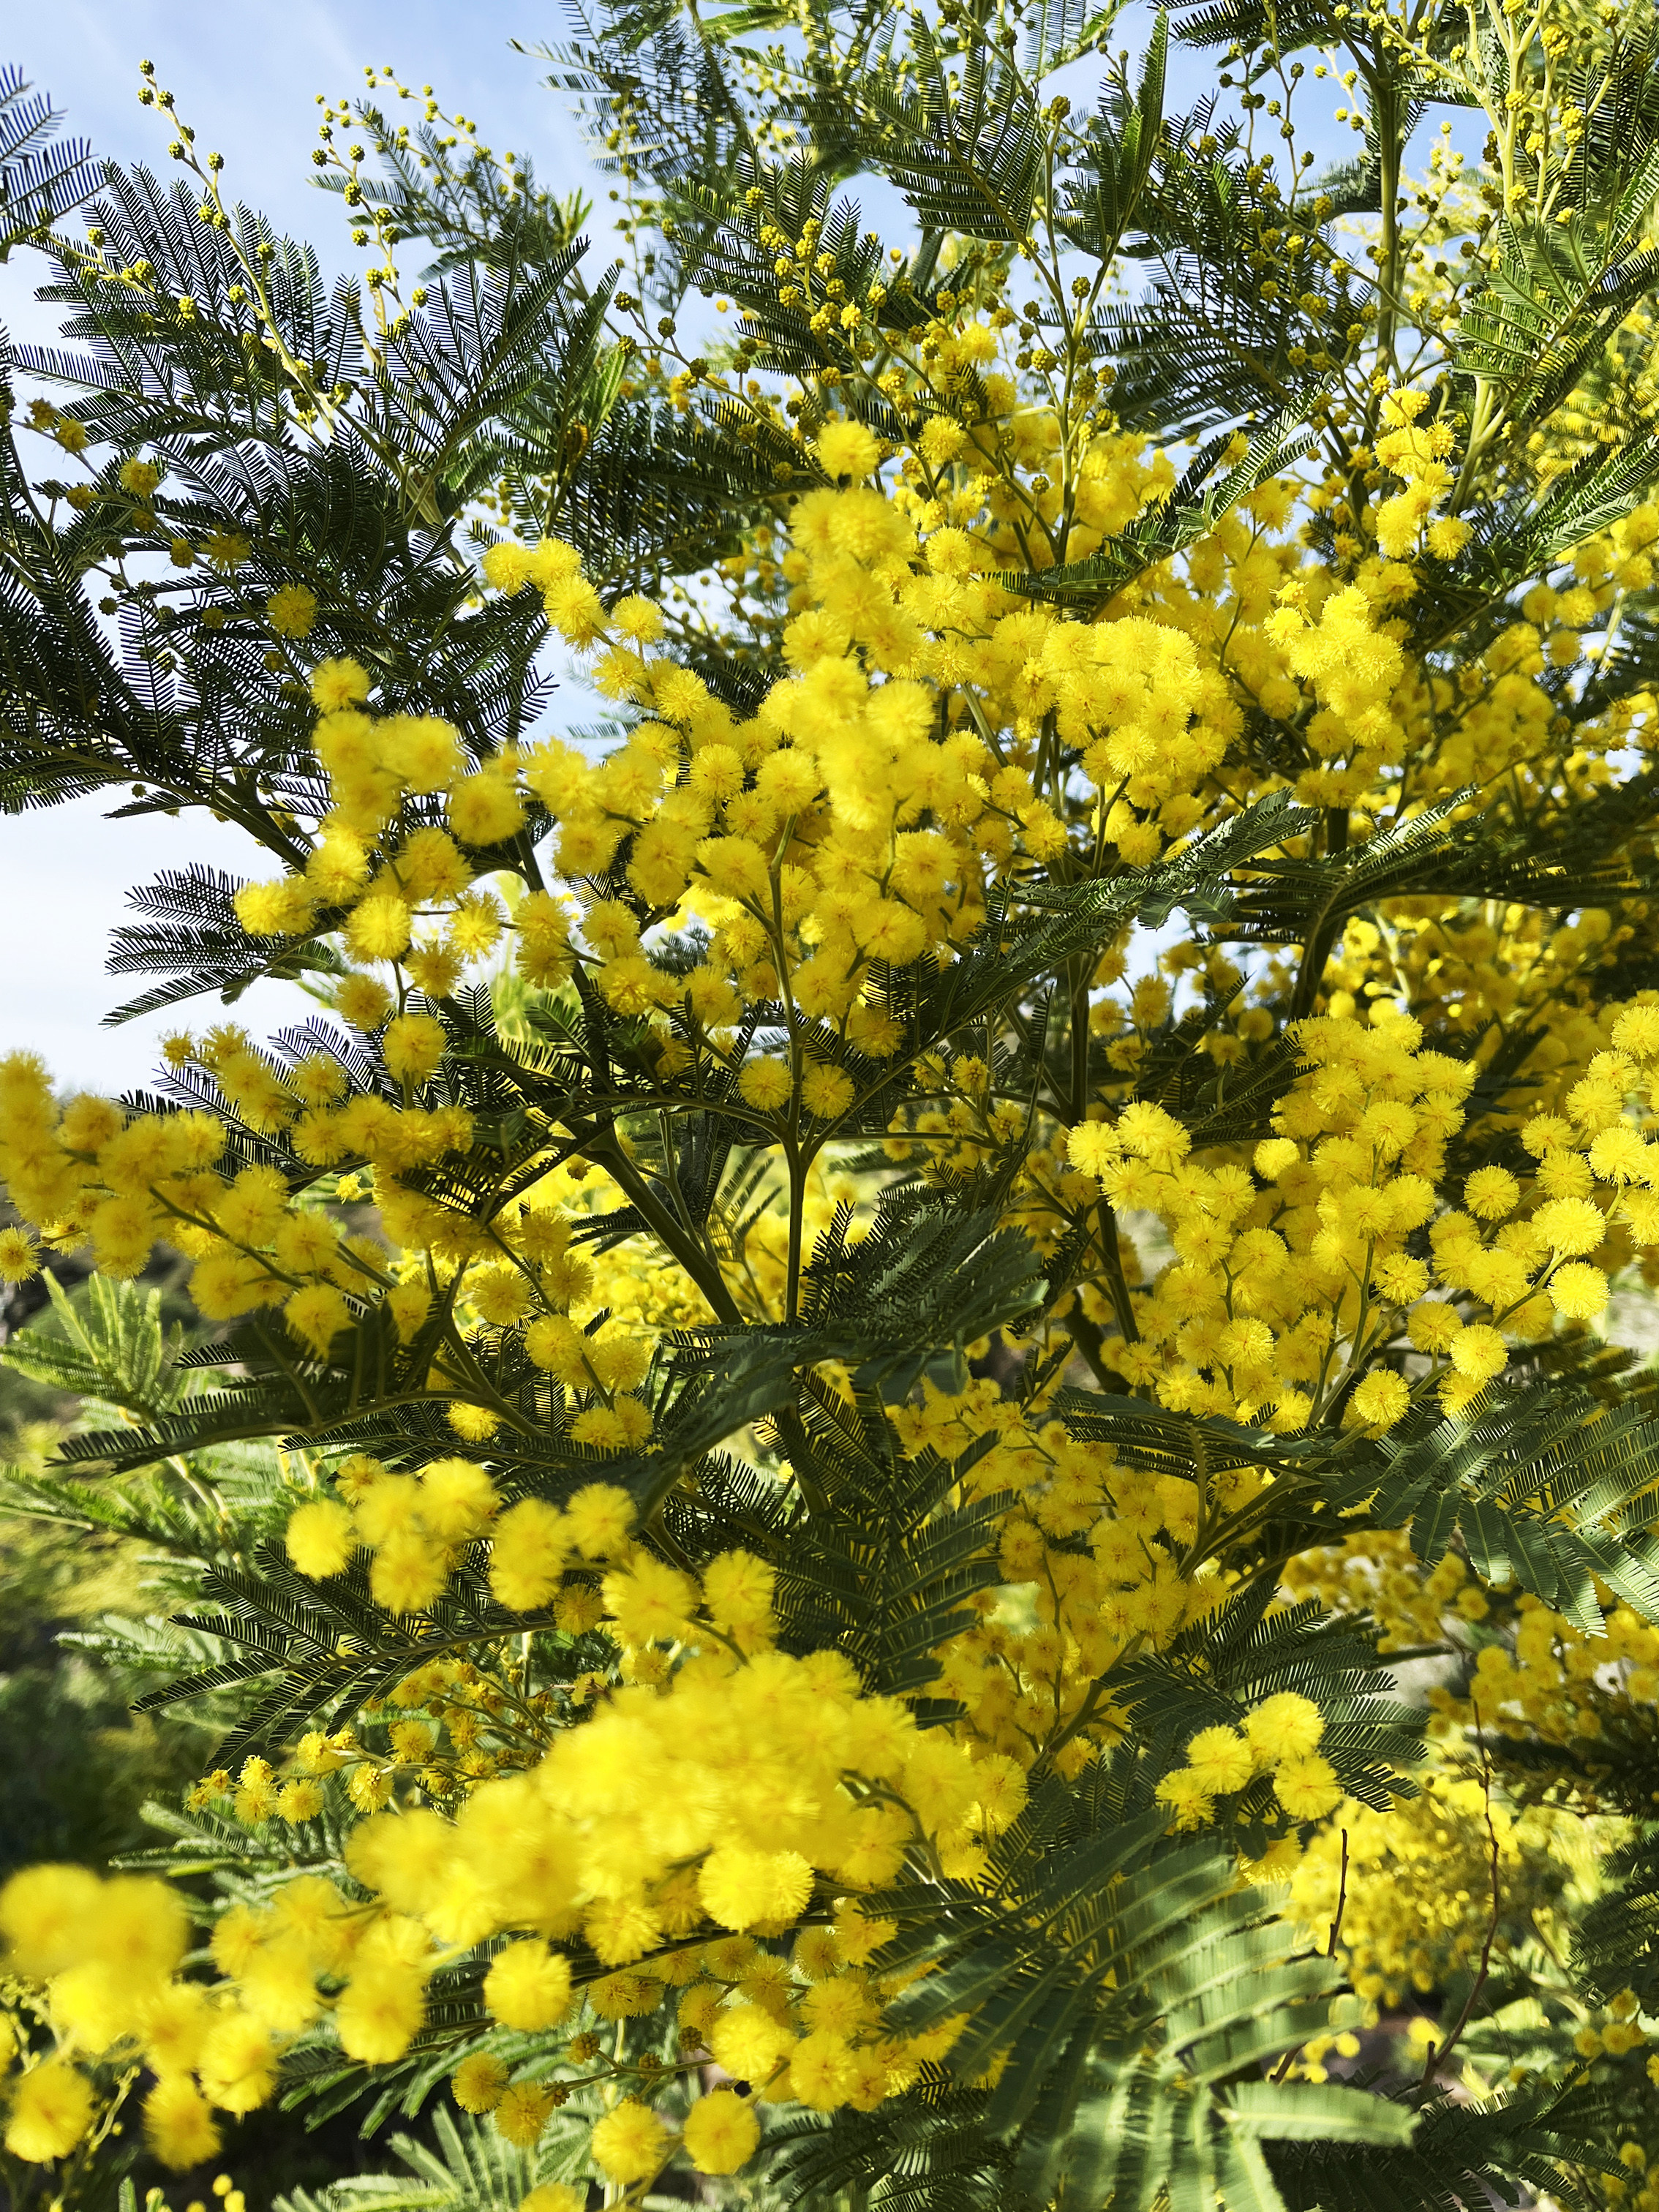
xmin=1271 ymin=1825 xmax=1353 ymax=2084
xmin=1421 ymin=1700 xmax=1503 ymax=2087
xmin=1327 ymin=1827 xmax=1350 ymax=1959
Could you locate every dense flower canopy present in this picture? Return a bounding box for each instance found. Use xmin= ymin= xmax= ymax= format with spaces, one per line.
xmin=3 ymin=0 xmax=1659 ymax=2205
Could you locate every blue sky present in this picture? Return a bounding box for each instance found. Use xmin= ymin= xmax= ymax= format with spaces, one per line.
xmin=0 ymin=2 xmax=1382 ymax=1094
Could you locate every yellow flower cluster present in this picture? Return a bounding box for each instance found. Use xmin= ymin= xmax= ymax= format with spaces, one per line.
xmin=1287 ymin=1776 xmax=1557 ymax=2011
xmin=7 ymin=344 xmax=1659 ymax=2192
xmin=1053 ymin=1001 xmax=1659 ymax=1431
xmin=0 ymin=1869 xmax=225 ymax=2170
xmin=4 ymin=385 xmax=1653 ymax=1429
xmin=1429 ymin=1596 xmax=1659 ymax=1754
xmin=1156 ymin=1691 xmax=1342 ymax=1829
xmin=1370 ymin=388 xmax=1473 ymax=563
xmin=0 ymin=1530 xmax=1024 ymax=2176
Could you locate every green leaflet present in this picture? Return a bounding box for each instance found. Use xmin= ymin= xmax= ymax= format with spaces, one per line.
xmin=271 ymin=2107 xmax=592 ymax=2212
xmin=0 ymin=65 xmax=102 ymax=260
xmin=1 ymin=1268 xmax=191 ymax=1419
xmin=1267 ymin=2078 xmax=1620 ymax=2212
xmin=1573 ymin=1829 xmax=1659 ymax=2008
xmin=1329 ymin=1382 xmax=1659 ymax=1635
xmin=778 ymin=1780 xmax=1415 ymax=2212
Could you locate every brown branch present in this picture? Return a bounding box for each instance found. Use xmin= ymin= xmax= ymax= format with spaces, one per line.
xmin=1327 ymin=1827 xmax=1350 ymax=1959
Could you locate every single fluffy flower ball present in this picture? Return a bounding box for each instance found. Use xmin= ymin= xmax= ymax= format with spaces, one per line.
xmin=484 ymin=1940 xmax=573 ymax=2032
xmin=1348 ymin=1369 xmax=1411 ymax=1432
xmin=1181 ymin=1724 xmax=1252 ymax=1794
xmin=590 ymin=2099 xmax=671 ymax=2182
xmin=494 ymin=2080 xmax=557 ymax=2148
xmin=285 ymin=1499 xmax=356 ymax=1578
xmin=1550 ymin=1261 xmax=1609 ymax=1320
xmin=1273 ymin=1753 xmax=1344 ymax=1821
xmin=1244 ymin=1692 xmax=1324 ymax=1764
xmin=738 ymin=1057 xmax=794 ymax=1113
xmin=816 ymin=418 xmax=881 ymax=480
xmin=682 ymin=2088 xmax=760 ymax=2175
xmin=268 ymin=584 xmax=318 ymax=638
xmin=451 ymin=2053 xmax=510 ymax=2113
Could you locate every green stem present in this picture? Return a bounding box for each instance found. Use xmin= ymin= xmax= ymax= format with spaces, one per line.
xmin=585 ymin=1132 xmax=742 ymax=1325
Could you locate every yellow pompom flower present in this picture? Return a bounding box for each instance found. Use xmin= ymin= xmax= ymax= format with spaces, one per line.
xmin=543 ymin=572 xmax=606 ymax=645
xmin=739 ymin=1058 xmax=794 ymax=1113
xmin=234 ymin=876 xmax=317 ymax=937
xmin=382 ymin=1013 xmax=448 ymax=1085
xmin=285 ymin=1284 xmax=352 ymax=1357
xmin=1530 ymin=1197 xmax=1606 ymax=1257
xmin=495 ymin=2080 xmax=557 ymax=2148
xmin=481 ymin=541 xmax=535 ymax=593
xmin=970 ymin=1753 xmax=1028 ymax=1835
xmin=601 ymin=1555 xmax=697 ymax=1644
xmin=285 ymin=1499 xmax=356 ymax=1578
xmin=1611 ymin=1005 xmax=1659 ymax=1061
xmin=484 ymin=1939 xmax=573 ymax=2031
xmin=1588 ymin=1124 xmax=1652 ymax=1183
xmin=336 ymin=1963 xmax=427 ymax=2062
xmin=520 ymin=2188 xmax=586 ymax=2212
xmin=1273 ymin=1753 xmax=1344 ymax=1821
xmin=1448 ymin=1323 xmax=1508 ymax=1384
xmin=1463 ymin=1166 xmax=1519 ymax=1220
xmin=563 ymin=1482 xmax=636 ymax=1557
xmin=448 ymin=770 xmax=527 ymax=847
xmin=143 ymin=2075 xmax=222 ymax=2170
xmin=206 ymin=529 xmax=251 ymax=571
xmin=816 ymin=418 xmax=881 ymax=479
xmin=1152 ymin=1768 xmax=1215 ymax=1830
xmin=387 ymin=1282 xmax=432 ymax=1340
xmin=1244 ymin=1693 xmax=1324 ymax=1763
xmin=682 ymin=2088 xmax=760 ymax=2175
xmin=268 ymin=584 xmax=318 ymax=638
xmin=0 ymin=1224 xmax=37 ymax=1282
xmin=4 ymin=2058 xmax=95 ymax=2163
xmin=571 ymin=1405 xmax=628 ymax=1448
xmin=368 ymin=1532 xmax=449 ymax=1615
xmin=1181 ymin=1725 xmax=1253 ymax=1794
xmin=791 ymin=2028 xmax=857 ymax=2111
xmin=920 ymin=416 xmax=967 ymax=467
xmin=452 ymin=2053 xmax=511 ymax=2113
xmin=279 ymin=1779 xmax=325 ymax=1821
xmin=418 ymin=1458 xmax=499 ymax=1541
xmin=1348 ymin=1369 xmax=1411 ymax=1432
xmin=591 ymin=2099 xmax=671 ymax=2182
xmin=801 ymin=1061 xmax=857 ymax=1119
xmin=198 ymin=2009 xmax=278 ymax=2113
xmin=1549 ymin=1261 xmax=1609 ymax=1320
xmin=703 ymin=1549 xmax=776 ymax=1635
xmin=346 ymin=895 xmax=414 ymax=963
xmin=488 ymin=1499 xmax=568 ymax=1611
xmin=310 ymin=656 xmax=372 ymax=711
xmin=699 ymin=1846 xmax=813 ymax=1930
xmin=524 ymin=1314 xmax=589 ymax=1382
xmin=1407 ymin=1302 xmax=1463 ymax=1354
xmin=83 ymin=1872 xmax=189 ymax=1984
xmin=1066 ymin=1121 xmax=1123 ymax=1178
xmin=708 ymin=2001 xmax=797 ymax=2079
xmin=1425 ymin=515 xmax=1472 ymax=558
